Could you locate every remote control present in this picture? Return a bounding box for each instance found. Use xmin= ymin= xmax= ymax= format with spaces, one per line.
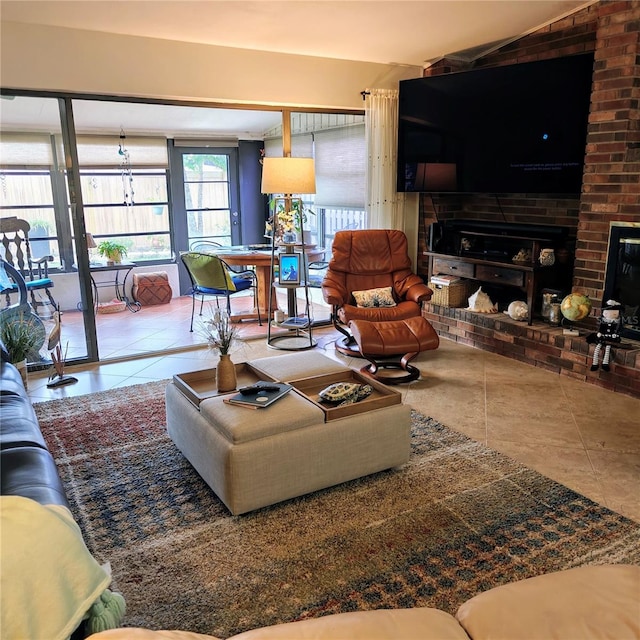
xmin=238 ymin=384 xmax=280 ymax=395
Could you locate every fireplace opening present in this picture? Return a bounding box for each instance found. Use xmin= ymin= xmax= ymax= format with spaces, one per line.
xmin=603 ymin=224 xmax=640 ymax=341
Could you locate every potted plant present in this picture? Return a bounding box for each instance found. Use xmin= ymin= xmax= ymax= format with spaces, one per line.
xmin=272 ymin=200 xmax=315 ymax=244
xmin=199 ymin=310 xmax=239 ymax=392
xmin=0 ymin=312 xmax=41 ymax=386
xmin=29 ymin=218 xmax=52 ymax=259
xmin=97 ymin=240 xmax=128 ymax=265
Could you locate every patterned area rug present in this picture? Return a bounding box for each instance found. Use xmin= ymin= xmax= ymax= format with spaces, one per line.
xmin=35 ymin=381 xmax=640 ymax=638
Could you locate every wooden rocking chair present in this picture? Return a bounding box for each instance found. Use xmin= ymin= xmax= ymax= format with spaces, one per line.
xmin=0 ymin=217 xmax=58 ymax=317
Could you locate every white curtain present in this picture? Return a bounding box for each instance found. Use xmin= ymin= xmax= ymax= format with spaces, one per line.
xmin=365 ymin=88 xmax=404 ymax=230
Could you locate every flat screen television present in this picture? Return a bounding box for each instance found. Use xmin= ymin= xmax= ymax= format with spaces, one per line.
xmin=397 ymin=53 xmax=594 ymax=195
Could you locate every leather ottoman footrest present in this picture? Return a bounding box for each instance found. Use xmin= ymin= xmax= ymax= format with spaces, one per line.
xmin=349 ymin=316 xmax=440 ymax=384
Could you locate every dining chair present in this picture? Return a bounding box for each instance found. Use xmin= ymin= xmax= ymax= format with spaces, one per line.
xmin=189 ymin=240 xmax=254 ymax=274
xmin=189 ymin=240 xmax=223 ymax=252
xmin=307 ymin=260 xmax=329 ymax=288
xmin=180 ymin=251 xmax=262 ymax=331
xmin=0 ymin=217 xmax=58 ymax=318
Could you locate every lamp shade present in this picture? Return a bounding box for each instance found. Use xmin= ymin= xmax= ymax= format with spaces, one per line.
xmin=261 ymin=157 xmax=316 ymax=195
xmin=86 ymin=233 xmax=97 ymax=249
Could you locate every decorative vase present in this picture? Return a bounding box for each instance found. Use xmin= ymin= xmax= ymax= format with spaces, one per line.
xmin=539 ymin=248 xmax=555 ymax=266
xmin=541 ymin=292 xmax=555 ymax=321
xmin=216 ymin=354 xmax=237 ymax=392
xmin=282 ymin=230 xmax=297 ymax=244
xmin=549 ymin=302 xmax=562 ymax=326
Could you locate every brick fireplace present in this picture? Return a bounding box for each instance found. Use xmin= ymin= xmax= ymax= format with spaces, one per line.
xmin=417 ymin=1 xmax=640 ymax=399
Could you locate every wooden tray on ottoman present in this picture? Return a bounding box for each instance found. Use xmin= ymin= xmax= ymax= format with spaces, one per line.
xmin=173 ymin=362 xmax=276 ymax=407
xmin=289 ymin=369 xmax=401 ymax=421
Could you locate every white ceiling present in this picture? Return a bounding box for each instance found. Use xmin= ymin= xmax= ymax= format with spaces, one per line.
xmin=1 ymin=0 xmax=593 ymax=67
xmin=0 ymin=0 xmax=594 ymax=137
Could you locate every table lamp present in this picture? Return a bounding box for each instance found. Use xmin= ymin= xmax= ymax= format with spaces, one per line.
xmin=86 ymin=233 xmax=97 ymax=264
xmin=261 ymin=157 xmax=316 ymax=244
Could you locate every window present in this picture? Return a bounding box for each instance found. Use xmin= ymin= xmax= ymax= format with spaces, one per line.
xmin=76 ymin=134 xmax=171 ymax=262
xmin=81 ymin=169 xmax=171 ymax=261
xmin=0 ymin=129 xmax=173 ymax=268
xmin=264 ymin=113 xmax=367 ymax=252
xmin=183 ymin=153 xmax=233 ymax=246
xmin=0 ymin=169 xmax=60 ymax=265
xmin=0 ymin=132 xmax=64 ymax=267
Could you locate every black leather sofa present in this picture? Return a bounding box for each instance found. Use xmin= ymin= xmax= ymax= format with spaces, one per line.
xmin=1 ymin=264 xmax=126 ymax=639
xmin=1 ymin=255 xmax=69 ymax=506
xmin=0 ymin=342 xmax=114 ymax=640
xmin=0 ymin=342 xmax=69 ymax=507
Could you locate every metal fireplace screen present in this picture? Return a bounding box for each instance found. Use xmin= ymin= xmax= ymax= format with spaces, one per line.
xmin=603 ymin=224 xmax=640 ymax=341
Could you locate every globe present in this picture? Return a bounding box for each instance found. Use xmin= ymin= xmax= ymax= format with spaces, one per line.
xmin=560 ymin=293 xmax=592 ymax=322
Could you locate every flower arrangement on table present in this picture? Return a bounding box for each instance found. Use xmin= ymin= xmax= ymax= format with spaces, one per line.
xmin=265 ymin=199 xmax=314 ymax=244
xmin=199 ymin=310 xmax=238 ymax=355
xmin=199 ymin=309 xmax=241 ymax=392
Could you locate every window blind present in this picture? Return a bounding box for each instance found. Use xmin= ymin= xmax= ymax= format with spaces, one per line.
xmin=314 ymin=124 xmax=365 ymax=209
xmin=0 ymin=132 xmax=56 ymax=167
xmin=76 ymin=135 xmax=169 ymax=168
xmin=264 ymin=124 xmax=365 ymax=208
xmin=263 ymin=135 xmax=313 ymax=160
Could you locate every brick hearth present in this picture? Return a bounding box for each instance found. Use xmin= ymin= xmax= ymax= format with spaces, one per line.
xmin=417 ymin=2 xmax=640 ymax=400
xmin=423 ymin=303 xmax=640 ymax=399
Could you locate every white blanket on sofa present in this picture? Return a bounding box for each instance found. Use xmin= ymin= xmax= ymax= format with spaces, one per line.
xmin=0 ymin=496 xmax=111 ymax=640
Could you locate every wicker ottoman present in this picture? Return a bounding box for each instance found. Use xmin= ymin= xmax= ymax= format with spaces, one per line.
xmin=132 ymin=271 xmax=172 ymax=306
xmin=165 ymin=352 xmax=411 ymax=515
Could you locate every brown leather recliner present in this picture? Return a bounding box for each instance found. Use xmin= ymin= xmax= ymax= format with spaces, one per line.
xmin=321 ymin=229 xmax=434 ymax=356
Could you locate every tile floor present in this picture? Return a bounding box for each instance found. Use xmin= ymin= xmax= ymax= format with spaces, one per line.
xmin=46 ymin=291 xmax=332 ymax=360
xmin=26 ymin=300 xmax=640 ymax=523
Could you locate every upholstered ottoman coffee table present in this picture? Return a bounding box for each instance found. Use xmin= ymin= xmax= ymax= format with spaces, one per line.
xmin=166 ymin=352 xmax=411 ymax=515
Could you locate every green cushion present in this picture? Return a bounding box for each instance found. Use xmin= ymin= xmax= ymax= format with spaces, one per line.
xmin=181 ymin=252 xmax=236 ymax=291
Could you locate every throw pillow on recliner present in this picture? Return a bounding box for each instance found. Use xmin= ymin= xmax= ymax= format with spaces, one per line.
xmin=352 ymin=287 xmax=396 ymax=308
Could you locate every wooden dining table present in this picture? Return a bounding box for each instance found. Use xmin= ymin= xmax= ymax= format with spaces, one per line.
xmin=212 ymin=245 xmax=326 ymax=322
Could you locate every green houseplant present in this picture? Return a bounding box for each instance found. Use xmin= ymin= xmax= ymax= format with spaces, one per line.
xmin=0 ymin=312 xmax=41 ymax=386
xmin=97 ymin=240 xmax=128 ymax=264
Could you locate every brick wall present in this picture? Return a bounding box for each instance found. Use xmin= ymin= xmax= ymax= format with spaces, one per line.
xmin=576 ymin=0 xmax=640 ymax=303
xmin=419 ymin=1 xmax=640 ymax=398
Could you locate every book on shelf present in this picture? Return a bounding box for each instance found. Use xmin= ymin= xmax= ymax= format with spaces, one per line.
xmin=280 ymin=316 xmax=310 ymax=328
xmin=430 ymin=274 xmax=462 ymax=286
xmin=223 ymin=381 xmax=293 ymax=409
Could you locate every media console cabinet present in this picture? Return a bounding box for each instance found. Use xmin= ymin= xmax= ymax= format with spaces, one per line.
xmin=424 ymin=219 xmax=574 ymax=325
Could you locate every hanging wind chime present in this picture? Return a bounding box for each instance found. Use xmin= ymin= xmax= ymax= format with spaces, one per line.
xmin=118 ymin=128 xmax=134 ymax=206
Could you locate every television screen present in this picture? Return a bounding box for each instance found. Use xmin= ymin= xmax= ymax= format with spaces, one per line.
xmin=397 ymin=53 xmax=594 ymax=194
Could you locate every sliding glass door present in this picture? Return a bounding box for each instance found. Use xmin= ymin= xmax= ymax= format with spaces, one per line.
xmin=0 ymin=95 xmax=91 ymax=367
xmin=1 ymin=91 xmax=366 ymax=361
